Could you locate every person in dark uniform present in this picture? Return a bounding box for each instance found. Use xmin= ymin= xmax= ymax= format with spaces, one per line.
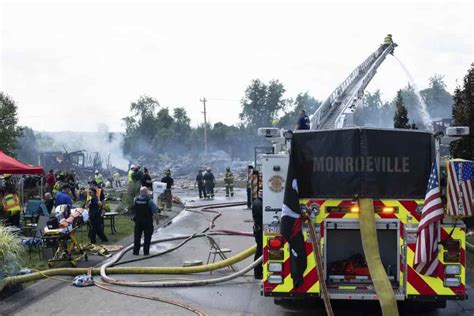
xmin=295 ymin=110 xmax=310 ymax=130
xmin=246 ymin=165 xmax=254 ymax=209
xmin=133 ymin=187 xmax=160 ymax=255
xmin=195 ymin=169 xmax=206 ymax=199
xmin=87 ymin=187 xmax=108 ymax=244
xmin=160 ymin=169 xmax=174 ymax=211
xmin=252 ymin=190 xmax=263 ymax=279
xmin=141 ymin=167 xmax=153 ymax=190
xmin=203 ymin=167 xmax=215 ymax=199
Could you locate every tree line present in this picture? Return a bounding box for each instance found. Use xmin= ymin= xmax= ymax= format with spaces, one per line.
xmin=1 ymin=67 xmax=472 ymax=166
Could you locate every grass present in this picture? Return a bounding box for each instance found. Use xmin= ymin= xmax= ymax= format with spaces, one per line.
xmin=21 ymin=214 xmax=135 ymax=271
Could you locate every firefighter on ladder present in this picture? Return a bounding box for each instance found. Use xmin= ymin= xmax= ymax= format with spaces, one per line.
xmin=224 ymin=167 xmax=234 ymax=197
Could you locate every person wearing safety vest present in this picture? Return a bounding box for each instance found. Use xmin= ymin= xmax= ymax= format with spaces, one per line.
xmin=95 ymin=170 xmax=104 ymax=186
xmin=52 ymin=174 xmax=65 ymax=196
xmin=224 ymin=167 xmax=234 ymax=197
xmin=1 ymin=191 xmax=22 ymax=227
xmin=86 ymin=187 xmax=109 ymax=244
xmin=113 ymin=171 xmax=121 ymax=188
xmin=86 ymin=181 xmax=104 ymax=205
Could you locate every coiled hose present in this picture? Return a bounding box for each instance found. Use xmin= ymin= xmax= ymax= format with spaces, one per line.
xmin=0 ymin=201 xmax=257 ymax=290
xmin=99 ymin=201 xmax=259 ymax=287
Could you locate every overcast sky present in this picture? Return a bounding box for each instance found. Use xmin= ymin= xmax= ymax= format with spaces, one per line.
xmin=1 ymin=0 xmax=472 ymax=132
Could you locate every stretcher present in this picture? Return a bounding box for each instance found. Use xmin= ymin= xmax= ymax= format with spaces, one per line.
xmin=42 ymin=206 xmax=89 ymax=267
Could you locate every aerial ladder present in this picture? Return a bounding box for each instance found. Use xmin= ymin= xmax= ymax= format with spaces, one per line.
xmin=311 ymin=35 xmax=397 ymax=130
xmin=258 ymin=35 xmax=400 ymax=315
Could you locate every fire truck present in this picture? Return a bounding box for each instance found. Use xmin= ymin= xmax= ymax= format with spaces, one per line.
xmin=258 ymin=36 xmax=467 ymax=310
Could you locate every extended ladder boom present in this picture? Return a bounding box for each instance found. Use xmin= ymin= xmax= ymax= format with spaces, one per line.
xmin=311 ymin=37 xmax=397 ymax=130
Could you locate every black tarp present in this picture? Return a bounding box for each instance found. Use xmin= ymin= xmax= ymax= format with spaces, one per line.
xmin=291 ymin=128 xmax=434 ymax=199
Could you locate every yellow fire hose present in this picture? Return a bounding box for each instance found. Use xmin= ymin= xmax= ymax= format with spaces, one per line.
xmin=0 ymin=245 xmax=256 ymax=291
xmin=359 ymin=198 xmax=398 ymax=316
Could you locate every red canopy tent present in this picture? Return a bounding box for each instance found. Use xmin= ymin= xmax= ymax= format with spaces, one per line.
xmin=0 ymin=150 xmax=44 ymax=175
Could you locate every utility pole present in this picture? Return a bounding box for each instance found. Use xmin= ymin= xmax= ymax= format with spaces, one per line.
xmin=200 ymin=97 xmax=208 ymax=158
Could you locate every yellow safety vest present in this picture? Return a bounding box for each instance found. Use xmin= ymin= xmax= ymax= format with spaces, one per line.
xmin=52 ymin=181 xmax=62 ymax=194
xmin=95 ymin=174 xmax=103 ymax=184
xmin=128 ymin=170 xmax=134 ymax=182
xmin=2 ymin=193 xmax=21 ymax=215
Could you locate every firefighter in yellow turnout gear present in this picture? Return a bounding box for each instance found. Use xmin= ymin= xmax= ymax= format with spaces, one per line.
xmin=224 ymin=167 xmax=234 ymax=197
xmin=1 ymin=191 xmax=21 ymax=227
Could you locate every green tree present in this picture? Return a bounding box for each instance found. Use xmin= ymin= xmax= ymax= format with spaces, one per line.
xmin=17 ymin=127 xmax=38 ymax=164
xmin=420 ymin=75 xmax=453 ymax=118
xmin=450 ymin=65 xmax=474 ymax=159
xmin=277 ymin=92 xmax=321 ymax=130
xmin=0 ymin=93 xmax=23 ymax=156
xmin=354 ymin=90 xmax=390 ymax=127
xmin=122 ymin=95 xmax=160 ymax=156
xmin=393 ymin=90 xmax=410 ymax=129
xmin=240 ymin=79 xmax=286 ymax=129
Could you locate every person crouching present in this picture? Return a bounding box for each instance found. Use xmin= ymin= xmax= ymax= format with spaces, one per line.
xmin=133 ymin=187 xmax=160 ymax=255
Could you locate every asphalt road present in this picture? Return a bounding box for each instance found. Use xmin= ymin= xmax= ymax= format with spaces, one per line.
xmin=1 ymin=189 xmax=473 ymax=316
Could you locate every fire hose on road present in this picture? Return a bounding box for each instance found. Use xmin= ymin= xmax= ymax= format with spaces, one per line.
xmin=0 ymin=201 xmax=260 ymax=316
xmin=0 ymin=201 xmax=258 ymax=288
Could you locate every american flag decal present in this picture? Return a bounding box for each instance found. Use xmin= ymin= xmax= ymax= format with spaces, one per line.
xmin=414 ymin=161 xmax=444 ymax=275
xmin=447 ymin=159 xmax=474 ymax=217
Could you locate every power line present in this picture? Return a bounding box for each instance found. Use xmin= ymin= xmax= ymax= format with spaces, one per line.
xmin=200 ymin=97 xmax=208 ymax=158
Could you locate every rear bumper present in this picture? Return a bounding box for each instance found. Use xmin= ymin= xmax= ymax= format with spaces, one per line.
xmin=263 ymin=291 xmax=466 ymax=301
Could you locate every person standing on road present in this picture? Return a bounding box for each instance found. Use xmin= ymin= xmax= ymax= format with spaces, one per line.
xmin=195 ymin=169 xmax=206 ymax=199
xmin=224 ymin=167 xmax=235 ymax=197
xmin=203 ymin=167 xmax=215 ymax=199
xmin=86 ymin=187 xmax=108 ymax=244
xmin=246 ymin=165 xmax=254 ymax=209
xmin=133 ymin=187 xmax=160 ymax=255
xmin=252 ymin=190 xmax=263 ymax=279
xmin=295 ymin=110 xmax=310 ymax=130
xmin=160 ymin=169 xmax=174 ymax=211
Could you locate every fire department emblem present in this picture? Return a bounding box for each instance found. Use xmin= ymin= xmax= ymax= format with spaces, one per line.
xmin=268 ymin=175 xmax=285 ymax=192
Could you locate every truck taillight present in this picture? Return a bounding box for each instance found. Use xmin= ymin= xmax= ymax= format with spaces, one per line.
xmin=382 ymin=207 xmax=395 ymax=214
xmin=444 ymin=252 xmax=461 ymax=263
xmin=442 ymin=239 xmax=461 ymax=263
xmin=443 ymin=239 xmax=461 ymax=251
xmin=444 ymin=277 xmax=461 ymax=287
xmin=327 ymin=205 xmax=398 ymax=214
xmin=268 ymin=250 xmax=284 ymax=260
xmin=268 ymin=237 xmax=283 ymax=249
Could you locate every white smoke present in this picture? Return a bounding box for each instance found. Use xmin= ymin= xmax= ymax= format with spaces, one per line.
xmin=37 ymin=124 xmax=130 ymax=170
xmin=393 ymin=56 xmax=433 ymax=131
